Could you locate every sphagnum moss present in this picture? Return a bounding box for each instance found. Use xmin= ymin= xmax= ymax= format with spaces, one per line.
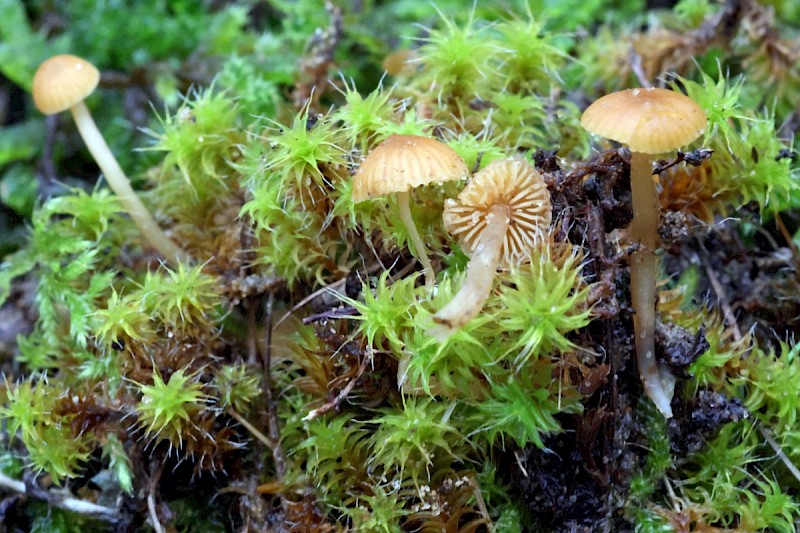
xmin=1 ymin=2 xmax=800 ymax=531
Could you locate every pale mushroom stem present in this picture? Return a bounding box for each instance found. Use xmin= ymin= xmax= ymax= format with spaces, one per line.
xmin=428 ymin=204 xmax=509 ymax=341
xmin=396 ymin=190 xmax=435 ymax=287
xmin=70 ymin=101 xmax=191 ymax=265
xmin=630 ymin=151 xmax=674 ymax=418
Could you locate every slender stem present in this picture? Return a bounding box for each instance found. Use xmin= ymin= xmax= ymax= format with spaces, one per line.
xmin=429 ymin=204 xmax=509 ymax=341
xmin=630 ymin=151 xmax=674 ymax=418
xmin=759 ymin=423 xmax=800 ymax=485
xmin=304 ymin=354 xmax=369 ymax=420
xmin=261 ymin=293 xmax=287 ymax=480
xmin=397 ymin=190 xmax=435 ymax=287
xmin=147 ymin=459 xmax=166 ymax=533
xmin=227 ymin=408 xmax=273 ymax=448
xmin=70 ymin=101 xmax=190 ymax=265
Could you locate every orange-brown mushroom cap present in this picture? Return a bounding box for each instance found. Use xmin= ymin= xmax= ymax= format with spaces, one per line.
xmin=580 ymin=87 xmax=706 ymax=154
xmin=33 ymin=54 xmax=100 ymax=116
xmin=443 ymin=157 xmax=552 ymax=265
xmin=352 ymin=135 xmax=469 ymax=201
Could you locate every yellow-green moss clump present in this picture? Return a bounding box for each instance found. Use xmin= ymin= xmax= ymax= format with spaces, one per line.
xmin=1 ymin=1 xmax=799 ymax=530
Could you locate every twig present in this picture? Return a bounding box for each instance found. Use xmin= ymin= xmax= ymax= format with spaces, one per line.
xmin=0 ymin=473 xmax=25 ymax=494
xmin=275 ymin=261 xmax=386 ymax=328
xmin=275 ymin=276 xmax=348 ymax=327
xmin=302 ymin=305 xmax=358 ymax=324
xmin=653 ymin=148 xmax=714 ymax=174
xmin=246 ymin=297 xmax=259 ymax=366
xmin=303 ymin=353 xmax=370 ymax=421
xmin=0 ymin=472 xmax=118 ymax=522
xmin=469 ymin=475 xmax=494 ymax=533
xmin=147 ymin=460 xmax=165 ymax=533
xmin=301 ymin=260 xmax=420 ymax=325
xmin=227 ymin=408 xmax=272 ymax=448
xmin=147 ymin=492 xmax=164 ymax=533
xmin=758 ymin=424 xmax=800 ymax=485
xmin=773 ymin=212 xmax=798 ymax=257
xmin=262 ymin=292 xmax=287 ymax=479
xmin=513 ymin=450 xmax=528 ymax=477
xmin=697 ymin=239 xmax=743 ymax=341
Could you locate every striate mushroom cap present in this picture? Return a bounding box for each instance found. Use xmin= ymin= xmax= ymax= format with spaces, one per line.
xmin=352 ymin=134 xmax=469 ymax=202
xmin=443 ymin=157 xmax=552 ymax=266
xmin=580 ymin=87 xmax=706 ymax=154
xmin=33 ymin=54 xmax=100 ymax=115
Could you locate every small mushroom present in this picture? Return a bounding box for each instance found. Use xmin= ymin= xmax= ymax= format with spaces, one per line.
xmin=352 ymin=135 xmax=469 ymax=286
xmin=32 ymin=54 xmax=190 ymax=265
xmin=581 ymin=87 xmax=706 ymax=418
xmin=429 ymin=157 xmax=552 ymax=341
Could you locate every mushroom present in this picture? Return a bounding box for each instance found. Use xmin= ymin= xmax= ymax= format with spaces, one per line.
xmin=32 ymin=54 xmax=189 ymax=265
xmin=580 ymin=87 xmax=706 ymax=418
xmin=429 ymin=157 xmax=552 ymax=341
xmin=352 ymin=135 xmax=469 ymax=286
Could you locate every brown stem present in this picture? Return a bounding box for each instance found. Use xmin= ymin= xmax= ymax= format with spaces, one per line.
xmin=227 ymin=408 xmax=273 ymax=448
xmin=630 ymin=151 xmax=674 ymax=418
xmin=303 ymin=352 xmax=370 ymax=420
xmin=429 ymin=204 xmax=509 ymax=341
xmin=261 ymin=293 xmax=287 ymax=479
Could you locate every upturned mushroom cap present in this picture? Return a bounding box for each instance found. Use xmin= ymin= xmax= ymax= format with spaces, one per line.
xmin=580 ymin=87 xmax=706 ymax=154
xmin=33 ymin=54 xmax=100 ymax=115
xmin=352 ymin=135 xmax=469 ymax=202
xmin=443 ymin=157 xmax=551 ymax=265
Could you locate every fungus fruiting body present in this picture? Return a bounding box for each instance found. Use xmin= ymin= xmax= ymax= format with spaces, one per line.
xmin=32 ymin=54 xmax=190 ymax=265
xmin=429 ymin=157 xmax=552 ymax=341
xmin=352 ymin=134 xmax=469 ymax=286
xmin=581 ymin=87 xmax=706 ymax=418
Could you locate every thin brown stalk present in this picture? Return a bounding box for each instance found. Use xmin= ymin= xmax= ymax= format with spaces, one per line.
xmin=774 ymin=212 xmax=798 ymax=257
xmin=228 ymin=408 xmax=273 ymax=448
xmin=261 ymin=292 xmax=287 ymax=479
xmin=303 ymin=353 xmax=370 ymax=421
xmin=697 ymin=239 xmax=743 ymax=341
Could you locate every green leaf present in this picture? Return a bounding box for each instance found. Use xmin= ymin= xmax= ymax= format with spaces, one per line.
xmin=0 ymin=0 xmax=61 ymax=89
xmin=0 ymin=164 xmax=39 ymax=216
xmin=0 ymin=120 xmax=44 ymax=166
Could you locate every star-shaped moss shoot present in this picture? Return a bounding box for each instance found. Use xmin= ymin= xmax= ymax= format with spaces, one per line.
xmin=429 ymin=157 xmax=552 ymax=341
xmin=581 ymin=87 xmax=706 ymax=418
xmin=32 ymin=54 xmax=190 ymax=264
xmin=352 ymin=135 xmax=469 ymax=286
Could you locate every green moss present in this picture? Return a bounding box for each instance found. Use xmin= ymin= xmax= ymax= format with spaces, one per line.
xmin=496 ymin=249 xmax=592 ymax=366
xmin=465 ymin=365 xmax=579 ymax=449
xmin=134 ymin=367 xmax=210 ymax=448
xmin=146 ymin=89 xmax=242 ymax=209
xmin=212 ymin=363 xmax=262 ymax=415
xmin=491 ymin=14 xmax=569 ymax=93
xmin=255 ymin=106 xmax=348 ymax=198
xmin=296 ymin=414 xmax=371 ymax=502
xmin=414 ymin=9 xmax=495 ymax=102
xmin=3 ymin=1 xmax=800 ymax=530
xmin=332 ymin=82 xmax=399 ymax=152
xmin=367 ymin=397 xmax=469 ymax=484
